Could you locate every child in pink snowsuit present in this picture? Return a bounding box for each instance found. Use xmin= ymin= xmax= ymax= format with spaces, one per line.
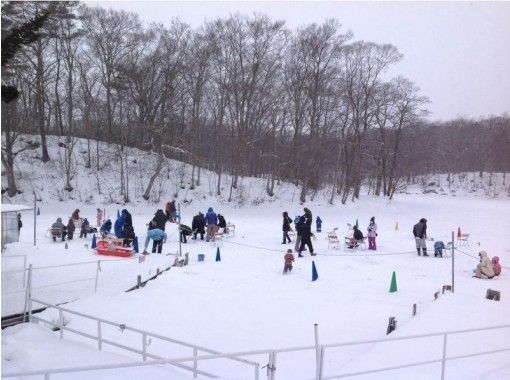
xmin=367 ymin=217 xmax=377 ymax=250
xmin=492 ymin=256 xmax=501 ymax=276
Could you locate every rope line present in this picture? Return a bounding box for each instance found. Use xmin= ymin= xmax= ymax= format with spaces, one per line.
xmin=219 ymin=239 xmax=418 ymax=256
xmin=455 ymin=247 xmax=510 ymax=270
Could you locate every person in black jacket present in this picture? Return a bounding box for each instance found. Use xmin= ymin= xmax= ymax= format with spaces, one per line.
xmin=347 ymin=226 xmax=364 ymax=249
xmin=180 ymin=224 xmax=193 ymax=243
xmin=282 ymin=211 xmax=293 ymax=244
xmin=122 ymin=209 xmax=133 ymax=229
xmin=150 ymin=209 xmax=167 ymax=231
xmin=192 ymin=212 xmax=206 ymax=240
xmin=217 ymin=214 xmax=228 ymax=233
xmin=413 ymin=218 xmax=428 ymax=256
xmin=298 ymin=209 xmax=315 ymax=257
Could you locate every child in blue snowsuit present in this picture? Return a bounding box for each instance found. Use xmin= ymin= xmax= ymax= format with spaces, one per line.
xmin=316 ymin=217 xmax=322 ymax=233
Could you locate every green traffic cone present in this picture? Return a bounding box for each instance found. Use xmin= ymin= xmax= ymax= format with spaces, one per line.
xmin=389 ymin=271 xmax=397 ymax=293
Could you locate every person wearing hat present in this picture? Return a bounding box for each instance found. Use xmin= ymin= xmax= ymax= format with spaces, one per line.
xmin=283 ymin=249 xmax=295 ymax=274
xmin=473 ymin=251 xmax=495 ymax=279
xmin=367 ymin=217 xmax=377 ymax=250
xmin=413 ymin=218 xmax=428 ymax=256
xmin=192 ymin=212 xmax=206 ymax=240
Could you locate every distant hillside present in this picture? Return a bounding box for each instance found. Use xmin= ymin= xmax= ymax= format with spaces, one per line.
xmin=2 ymin=135 xmax=509 ymax=206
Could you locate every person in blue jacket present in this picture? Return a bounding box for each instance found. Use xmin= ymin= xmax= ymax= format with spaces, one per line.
xmin=143 ymin=228 xmax=167 ymax=254
xmin=100 ymin=219 xmax=112 ymax=237
xmin=204 ymin=207 xmax=218 ymax=242
xmin=316 ymin=216 xmax=322 ymax=233
xmin=114 ymin=213 xmax=126 ymax=238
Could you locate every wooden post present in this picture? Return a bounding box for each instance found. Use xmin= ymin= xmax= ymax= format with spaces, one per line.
xmin=59 ymin=309 xmax=64 ymax=339
xmin=451 ymin=231 xmax=455 ymax=293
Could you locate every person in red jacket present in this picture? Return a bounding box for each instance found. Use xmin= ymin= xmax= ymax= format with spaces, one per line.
xmin=283 ymin=249 xmax=295 ymax=274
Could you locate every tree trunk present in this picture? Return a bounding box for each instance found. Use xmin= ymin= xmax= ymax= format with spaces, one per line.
xmin=216 ymin=169 xmax=222 ymax=196
xmin=143 ymin=153 xmax=164 ymax=200
xmin=36 ymin=40 xmax=50 ymax=162
xmin=1 ymin=151 xmax=17 ymax=197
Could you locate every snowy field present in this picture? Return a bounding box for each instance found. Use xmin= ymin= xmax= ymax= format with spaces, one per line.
xmin=2 ymin=193 xmax=510 ymax=379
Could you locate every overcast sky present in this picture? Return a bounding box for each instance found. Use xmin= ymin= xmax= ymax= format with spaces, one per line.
xmin=85 ymin=1 xmax=510 ymax=121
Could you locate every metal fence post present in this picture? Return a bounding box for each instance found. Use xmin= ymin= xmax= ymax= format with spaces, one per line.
xmin=97 ymin=321 xmax=102 ymax=351
xmin=94 ymin=260 xmax=101 ymax=293
xmin=23 ymin=264 xmax=33 ymax=322
xmin=142 ymin=333 xmax=147 ymax=361
xmin=193 ymin=347 xmax=198 ymax=378
xmin=441 ymin=333 xmax=448 ymax=380
xmin=22 ymin=255 xmax=27 ymax=288
xmin=59 ymin=309 xmax=64 ymax=339
xmin=318 ymin=346 xmax=325 ymax=380
xmin=314 ymin=324 xmax=320 ymax=380
xmin=266 ymin=351 xmax=277 ymax=380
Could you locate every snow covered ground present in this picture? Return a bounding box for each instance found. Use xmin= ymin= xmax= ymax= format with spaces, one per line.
xmin=2 ymin=193 xmax=510 ymax=379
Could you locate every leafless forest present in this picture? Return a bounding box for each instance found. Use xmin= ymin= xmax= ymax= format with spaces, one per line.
xmin=2 ymin=2 xmax=509 ymax=202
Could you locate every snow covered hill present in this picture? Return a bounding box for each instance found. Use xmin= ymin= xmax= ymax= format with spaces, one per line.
xmin=3 ymin=135 xmax=509 ymax=207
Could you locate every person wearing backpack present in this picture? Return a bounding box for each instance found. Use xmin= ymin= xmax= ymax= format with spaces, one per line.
xmin=298 ymin=208 xmax=315 ymax=257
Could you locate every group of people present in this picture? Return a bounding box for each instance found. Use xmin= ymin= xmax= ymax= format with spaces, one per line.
xmin=98 ymin=209 xmax=135 ymax=247
xmin=140 ymin=205 xmax=229 ymax=255
xmin=474 ymin=251 xmax=502 ymax=279
xmin=281 ymin=208 xmax=315 ymax=257
xmin=51 ymin=209 xmax=95 ymax=242
xmin=186 ymin=207 xmax=228 ymax=243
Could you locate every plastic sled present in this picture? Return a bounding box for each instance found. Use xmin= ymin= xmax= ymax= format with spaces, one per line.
xmin=96 ymin=239 xmax=133 ymax=258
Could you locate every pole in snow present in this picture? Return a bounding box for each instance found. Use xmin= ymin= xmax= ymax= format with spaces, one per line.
xmin=451 ymin=231 xmax=455 ymax=293
xmin=33 ymin=192 xmax=36 ymax=246
xmin=178 ymin=203 xmax=182 ymax=257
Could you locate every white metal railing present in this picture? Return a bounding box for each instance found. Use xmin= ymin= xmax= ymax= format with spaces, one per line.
xmin=25 ymin=298 xmax=260 ymax=379
xmin=1 ymin=254 xmax=27 ymax=288
xmin=4 ymin=314 xmax=509 ymax=380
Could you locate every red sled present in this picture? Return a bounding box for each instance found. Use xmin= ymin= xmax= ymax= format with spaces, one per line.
xmin=96 ymin=240 xmax=133 ymax=258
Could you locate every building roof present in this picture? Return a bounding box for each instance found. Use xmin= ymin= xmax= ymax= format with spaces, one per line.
xmin=1 ymin=204 xmax=33 ymax=213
